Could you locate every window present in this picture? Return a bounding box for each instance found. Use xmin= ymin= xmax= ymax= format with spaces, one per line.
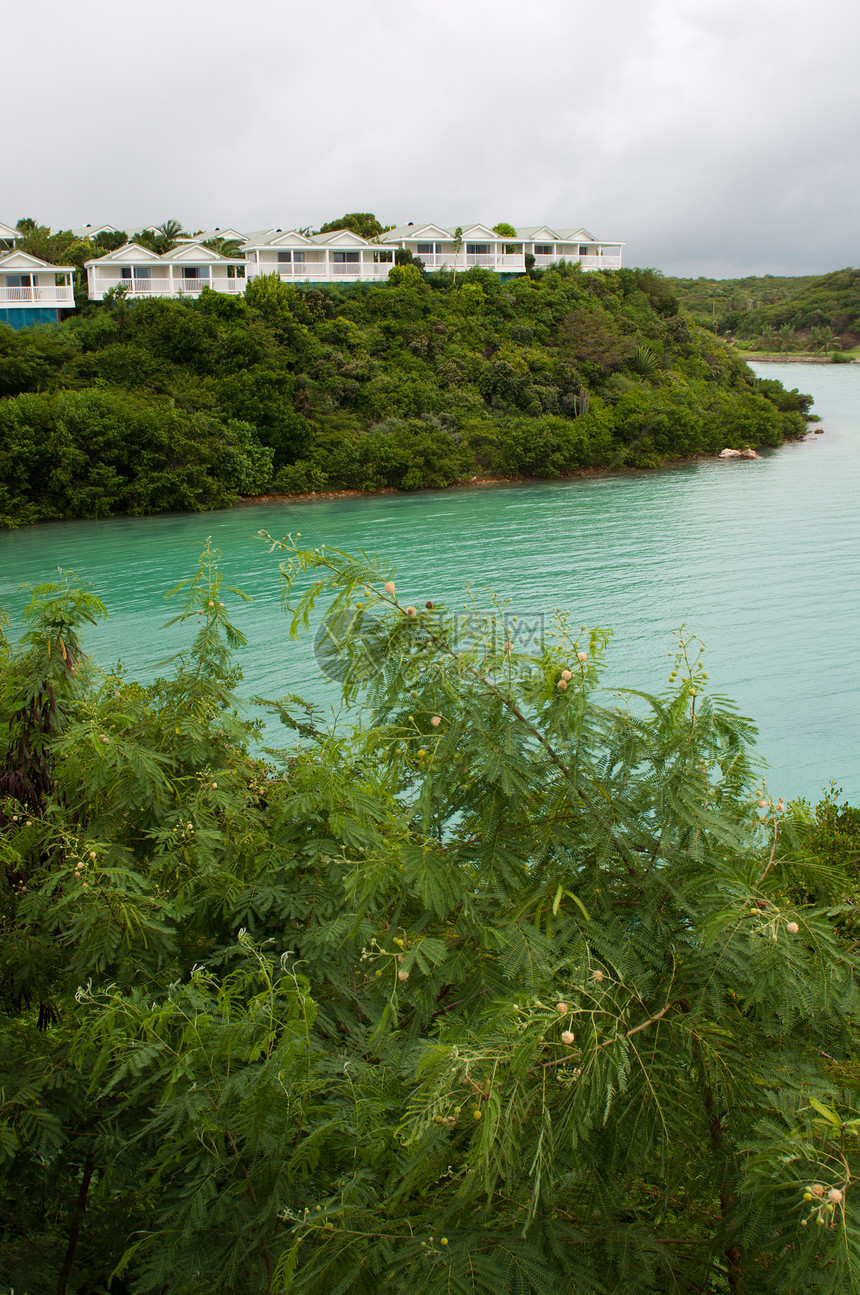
xmin=417 ymin=242 xmax=433 ymax=255
xmin=466 ymin=243 xmax=490 ymax=255
xmin=332 ymin=252 xmax=359 ymax=263
xmin=293 ymin=252 xmax=305 ymax=263
xmin=182 ymin=267 xmax=210 ymax=280
xmin=534 ymin=244 xmax=553 ymax=256
xmin=579 ymin=246 xmax=590 ymax=256
xmin=277 ymin=251 xmax=292 ymax=263
xmin=5 ymin=274 xmax=33 ymax=287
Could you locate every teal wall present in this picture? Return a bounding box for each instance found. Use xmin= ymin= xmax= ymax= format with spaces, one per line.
xmin=0 ymin=307 xmax=60 ymax=329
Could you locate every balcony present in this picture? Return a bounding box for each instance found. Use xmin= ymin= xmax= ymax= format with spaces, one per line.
xmin=249 ymin=262 xmax=393 ymax=281
xmin=531 ymin=254 xmax=622 ymax=271
xmin=0 ymin=283 xmax=75 ymax=304
xmin=415 ymin=253 xmax=525 ymax=272
xmin=91 ymin=276 xmax=244 ymax=298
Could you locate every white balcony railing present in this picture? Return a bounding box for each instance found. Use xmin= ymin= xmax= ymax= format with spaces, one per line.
xmin=531 ymin=254 xmax=623 ymax=271
xmin=0 ymin=284 xmax=75 ymax=304
xmin=407 ymin=253 xmax=525 ymax=272
xmin=248 ymin=262 xmax=393 ymax=281
xmin=92 ymin=276 xmax=244 ymax=298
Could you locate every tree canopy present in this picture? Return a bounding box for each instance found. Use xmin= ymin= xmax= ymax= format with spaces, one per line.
xmin=0 ymin=263 xmax=811 ymax=527
xmin=316 ymin=212 xmax=392 ymax=239
xmin=1 ymin=540 xmax=859 ymax=1293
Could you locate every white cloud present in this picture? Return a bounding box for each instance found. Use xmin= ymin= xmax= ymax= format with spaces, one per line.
xmin=3 ymin=0 xmax=858 ymax=274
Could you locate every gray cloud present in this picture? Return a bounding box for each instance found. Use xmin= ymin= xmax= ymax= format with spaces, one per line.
xmin=4 ymin=0 xmax=858 ymax=275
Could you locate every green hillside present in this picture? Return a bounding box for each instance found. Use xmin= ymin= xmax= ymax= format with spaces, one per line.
xmin=670 ymin=267 xmax=860 ymax=353
xmin=0 ymin=263 xmax=811 ymax=527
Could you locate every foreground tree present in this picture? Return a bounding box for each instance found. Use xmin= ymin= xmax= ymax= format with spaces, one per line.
xmin=1 ymin=542 xmax=859 ymax=1293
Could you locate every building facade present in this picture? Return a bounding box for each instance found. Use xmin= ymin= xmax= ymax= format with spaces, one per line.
xmin=85 ymin=242 xmax=246 ymax=300
xmin=378 ymin=224 xmax=624 ymax=273
xmin=242 ymin=228 xmax=393 ymax=284
xmin=1 ymin=217 xmax=625 ymax=326
xmin=0 ymin=250 xmax=75 ymax=328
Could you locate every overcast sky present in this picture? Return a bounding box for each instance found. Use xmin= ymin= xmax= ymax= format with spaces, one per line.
xmin=4 ymin=0 xmax=858 ymax=277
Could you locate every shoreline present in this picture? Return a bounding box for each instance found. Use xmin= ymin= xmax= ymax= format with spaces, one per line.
xmin=236 ymin=436 xmax=818 ymax=509
xmin=739 ymin=351 xmax=859 ymax=364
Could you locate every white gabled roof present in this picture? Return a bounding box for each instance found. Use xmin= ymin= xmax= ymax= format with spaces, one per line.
xmin=518 ymin=226 xmax=557 ymax=241
xmin=186 ymin=228 xmax=247 ymax=244
xmin=85 ymin=242 xmax=163 ymax=268
xmin=0 ymin=250 xmax=74 ymax=273
xmin=70 ymin=224 xmax=123 ymax=240
xmin=380 ymin=224 xmax=486 ymax=243
xmin=379 ymin=224 xmax=450 ymax=243
xmin=311 ymin=228 xmax=375 ymax=247
xmin=381 ymin=223 xmax=521 ymax=244
xmin=242 ymin=229 xmax=314 ymax=249
xmin=159 ymin=241 xmax=244 ymax=265
xmin=86 ymin=241 xmax=244 ymax=268
xmin=458 ymin=224 xmax=501 ymax=240
xmin=0 ymin=221 xmax=22 ymax=242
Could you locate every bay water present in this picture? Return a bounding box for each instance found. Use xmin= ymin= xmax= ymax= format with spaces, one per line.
xmin=1 ymin=361 xmax=857 ymax=803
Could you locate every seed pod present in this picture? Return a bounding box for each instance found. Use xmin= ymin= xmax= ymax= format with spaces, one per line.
xmin=425 ymin=601 xmax=433 ymax=609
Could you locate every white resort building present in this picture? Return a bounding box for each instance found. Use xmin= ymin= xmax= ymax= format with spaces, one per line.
xmin=0 ymin=250 xmax=75 ymax=328
xmin=242 ymin=223 xmax=623 ymax=284
xmin=85 ymin=241 xmax=246 ymax=300
xmin=378 ymin=224 xmax=624 ymax=274
xmin=242 ymin=228 xmax=393 ymax=284
xmin=0 ymin=216 xmax=624 ymax=327
xmin=0 ymin=222 xmax=22 ymax=251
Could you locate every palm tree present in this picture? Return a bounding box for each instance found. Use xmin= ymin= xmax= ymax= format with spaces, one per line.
xmin=451 ymin=226 xmax=463 ymax=285
xmin=157 ymin=219 xmax=185 ymax=241
xmin=777 ymin=323 xmax=795 ymax=353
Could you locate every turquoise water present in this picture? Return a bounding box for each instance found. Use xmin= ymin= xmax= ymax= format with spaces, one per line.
xmin=1 ymin=362 xmax=857 ymax=803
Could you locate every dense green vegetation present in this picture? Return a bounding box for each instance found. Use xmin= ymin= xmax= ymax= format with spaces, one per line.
xmin=2 ymin=542 xmax=860 ymax=1294
xmin=0 ymin=262 xmax=811 ymax=527
xmin=670 ymin=268 xmax=860 ymax=354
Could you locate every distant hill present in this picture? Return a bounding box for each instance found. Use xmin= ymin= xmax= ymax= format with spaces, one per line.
xmin=669 ymin=268 xmax=860 ymax=354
